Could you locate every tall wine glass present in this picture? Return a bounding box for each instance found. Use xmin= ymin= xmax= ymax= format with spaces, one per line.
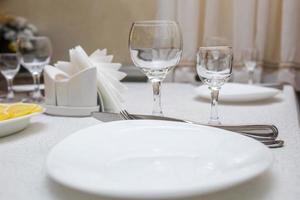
xmin=129 ymin=20 xmax=182 ymax=116
xmin=17 ymin=36 xmax=52 ymax=103
xmin=197 ymin=46 xmax=233 ymax=125
xmin=0 ymin=53 xmax=20 ymax=102
xmin=242 ymin=48 xmax=258 ymax=84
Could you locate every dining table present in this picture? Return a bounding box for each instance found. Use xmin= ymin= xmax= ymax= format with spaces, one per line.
xmin=0 ymin=82 xmax=300 ymax=200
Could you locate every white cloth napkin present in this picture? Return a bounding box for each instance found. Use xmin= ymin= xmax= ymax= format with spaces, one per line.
xmin=53 ymin=46 xmax=127 ymax=112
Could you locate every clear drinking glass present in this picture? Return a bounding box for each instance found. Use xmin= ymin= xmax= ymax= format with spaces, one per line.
xmin=196 ymin=46 xmax=233 ymax=125
xmin=17 ymin=36 xmax=52 ymax=103
xmin=129 ymin=20 xmax=182 ymax=116
xmin=0 ymin=53 xmax=20 ymax=102
xmin=242 ymin=48 xmax=258 ymax=84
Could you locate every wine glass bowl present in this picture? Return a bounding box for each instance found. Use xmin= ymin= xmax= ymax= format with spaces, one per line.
xmin=129 ymin=20 xmax=182 ymax=115
xmin=130 ymin=48 xmax=181 ymax=81
xmin=0 ymin=53 xmax=20 ymax=102
xmin=242 ymin=48 xmax=258 ymax=84
xmin=18 ymin=36 xmax=52 ymax=103
xmin=197 ymin=47 xmax=232 ymax=88
xmin=197 ymin=46 xmax=233 ymax=124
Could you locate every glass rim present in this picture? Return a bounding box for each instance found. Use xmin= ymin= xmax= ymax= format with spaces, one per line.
xmin=132 ymin=20 xmax=179 ymax=26
xmin=198 ymin=46 xmax=232 ymax=50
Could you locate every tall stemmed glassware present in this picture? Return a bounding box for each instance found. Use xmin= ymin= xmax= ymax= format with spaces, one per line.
xmin=242 ymin=48 xmax=258 ymax=84
xmin=18 ymin=36 xmax=52 ymax=103
xmin=129 ymin=20 xmax=182 ymax=116
xmin=197 ymin=46 xmax=233 ymax=125
xmin=0 ymin=53 xmax=20 ymax=102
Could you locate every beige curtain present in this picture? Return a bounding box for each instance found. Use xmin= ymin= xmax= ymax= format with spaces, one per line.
xmin=157 ymin=0 xmax=300 ymax=89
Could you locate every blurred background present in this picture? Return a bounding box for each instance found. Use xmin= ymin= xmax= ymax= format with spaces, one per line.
xmin=0 ymin=0 xmax=299 ymax=89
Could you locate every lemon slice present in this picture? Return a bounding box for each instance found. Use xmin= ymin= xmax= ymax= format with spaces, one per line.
xmin=0 ymin=113 xmax=10 ymax=121
xmin=6 ymin=103 xmax=43 ymax=118
xmin=0 ymin=103 xmax=43 ymax=121
xmin=0 ymin=104 xmax=10 ymax=121
xmin=31 ymin=105 xmax=44 ymax=113
xmin=0 ymin=104 xmax=9 ymax=112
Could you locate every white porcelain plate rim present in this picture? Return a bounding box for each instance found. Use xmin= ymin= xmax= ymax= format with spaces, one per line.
xmin=44 ymin=104 xmax=99 ymax=117
xmin=46 ymin=120 xmax=273 ymax=199
xmin=195 ymin=83 xmax=280 ymax=102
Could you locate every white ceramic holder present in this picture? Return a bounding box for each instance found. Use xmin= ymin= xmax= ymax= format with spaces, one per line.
xmin=43 ymin=65 xmax=100 ymax=116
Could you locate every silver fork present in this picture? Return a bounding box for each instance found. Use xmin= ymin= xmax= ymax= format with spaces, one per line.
xmin=120 ymin=110 xmax=135 ymax=120
xmin=120 ymin=110 xmax=276 ymax=137
xmin=119 ymin=110 xmax=284 ymax=148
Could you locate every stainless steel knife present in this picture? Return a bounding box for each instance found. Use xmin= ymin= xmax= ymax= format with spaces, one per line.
xmin=92 ymin=112 xmax=279 ymax=138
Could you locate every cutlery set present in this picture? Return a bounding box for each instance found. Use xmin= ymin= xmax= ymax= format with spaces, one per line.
xmin=92 ymin=110 xmax=284 ymax=148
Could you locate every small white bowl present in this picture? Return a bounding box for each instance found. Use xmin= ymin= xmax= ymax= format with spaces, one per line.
xmin=0 ymin=111 xmax=44 ymax=137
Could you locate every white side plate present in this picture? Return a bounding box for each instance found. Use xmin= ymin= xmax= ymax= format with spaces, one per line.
xmin=0 ymin=111 xmax=43 ymax=137
xmin=195 ymin=83 xmax=280 ymax=102
xmin=47 ymin=120 xmax=273 ymax=199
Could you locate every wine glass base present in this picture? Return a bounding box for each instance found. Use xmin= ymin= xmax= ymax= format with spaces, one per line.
xmin=208 ymin=120 xmax=221 ymax=125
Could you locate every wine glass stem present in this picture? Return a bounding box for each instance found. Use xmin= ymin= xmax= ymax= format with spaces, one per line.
xmin=33 ymin=73 xmax=41 ymax=98
xmin=6 ymin=77 xmax=14 ymax=100
xmin=248 ymin=70 xmax=254 ymax=84
xmin=151 ymin=79 xmax=163 ymax=116
xmin=209 ymin=87 xmax=220 ymax=125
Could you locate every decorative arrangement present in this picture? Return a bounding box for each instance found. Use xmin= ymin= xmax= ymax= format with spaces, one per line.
xmin=0 ymin=14 xmax=38 ymax=53
xmin=44 ymin=46 xmax=127 ymax=116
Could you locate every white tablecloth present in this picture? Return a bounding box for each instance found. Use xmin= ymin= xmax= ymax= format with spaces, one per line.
xmin=0 ymin=83 xmax=299 ymax=200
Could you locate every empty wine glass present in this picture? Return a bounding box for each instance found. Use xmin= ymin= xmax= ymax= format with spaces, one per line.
xmin=17 ymin=36 xmax=52 ymax=103
xmin=196 ymin=46 xmax=233 ymax=125
xmin=242 ymin=48 xmax=258 ymax=84
xmin=129 ymin=20 xmax=182 ymax=116
xmin=0 ymin=53 xmax=20 ymax=102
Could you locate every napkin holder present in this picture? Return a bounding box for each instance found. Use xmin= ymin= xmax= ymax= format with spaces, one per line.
xmin=44 ymin=66 xmax=100 ymax=116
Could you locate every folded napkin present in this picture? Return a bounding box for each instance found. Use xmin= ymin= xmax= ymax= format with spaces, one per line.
xmin=44 ymin=66 xmax=98 ymax=107
xmin=44 ymin=46 xmax=127 ymax=112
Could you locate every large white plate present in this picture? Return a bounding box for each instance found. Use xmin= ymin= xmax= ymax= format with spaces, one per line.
xmin=46 ymin=120 xmax=273 ymax=199
xmin=195 ymin=83 xmax=280 ymax=102
xmin=0 ymin=111 xmax=43 ymax=137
